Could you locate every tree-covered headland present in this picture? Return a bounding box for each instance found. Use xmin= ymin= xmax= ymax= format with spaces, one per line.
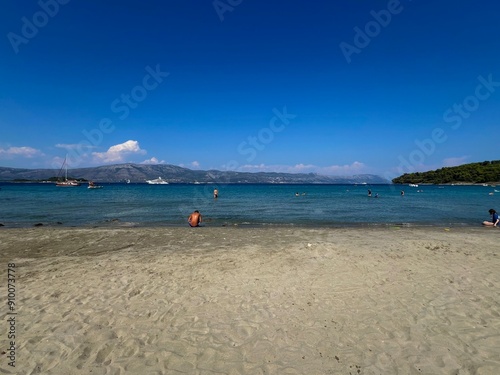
xmin=392 ymin=160 xmax=500 ymax=184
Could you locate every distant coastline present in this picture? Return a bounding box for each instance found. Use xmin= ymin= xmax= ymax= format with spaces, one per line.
xmin=0 ymin=163 xmax=388 ymax=184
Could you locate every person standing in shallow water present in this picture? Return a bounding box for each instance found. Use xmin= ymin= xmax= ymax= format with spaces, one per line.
xmin=213 ymin=188 xmax=218 ymax=199
xmin=188 ymin=210 xmax=202 ymax=227
xmin=482 ymin=209 xmax=499 ymax=227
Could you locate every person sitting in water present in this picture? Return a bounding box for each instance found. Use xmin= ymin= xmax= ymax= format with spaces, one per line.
xmin=482 ymin=209 xmax=499 ymax=227
xmin=188 ymin=210 xmax=202 ymax=227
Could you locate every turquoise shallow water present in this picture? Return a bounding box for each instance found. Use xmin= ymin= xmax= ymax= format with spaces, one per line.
xmin=0 ymin=183 xmax=498 ymax=228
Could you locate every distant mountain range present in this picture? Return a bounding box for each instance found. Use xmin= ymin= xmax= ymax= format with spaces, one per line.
xmin=0 ymin=163 xmax=389 ymax=184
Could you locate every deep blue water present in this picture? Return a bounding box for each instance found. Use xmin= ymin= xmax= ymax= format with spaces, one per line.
xmin=0 ymin=183 xmax=499 ymax=228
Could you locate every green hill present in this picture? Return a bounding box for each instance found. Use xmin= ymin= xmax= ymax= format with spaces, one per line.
xmin=392 ymin=160 xmax=500 ymax=184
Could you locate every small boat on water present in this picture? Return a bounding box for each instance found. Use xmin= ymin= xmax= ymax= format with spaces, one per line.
xmin=146 ymin=177 xmax=169 ymax=185
xmin=88 ymin=181 xmax=103 ymax=189
xmin=409 ymin=183 xmax=419 ymax=187
xmin=56 ymin=156 xmax=81 ymax=187
xmin=57 ymin=180 xmax=80 ymax=187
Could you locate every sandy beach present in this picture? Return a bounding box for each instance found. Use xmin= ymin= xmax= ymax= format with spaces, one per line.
xmin=1 ymin=226 xmax=499 ymax=375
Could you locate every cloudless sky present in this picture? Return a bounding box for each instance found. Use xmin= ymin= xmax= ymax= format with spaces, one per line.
xmin=1 ymin=0 xmax=499 ymax=179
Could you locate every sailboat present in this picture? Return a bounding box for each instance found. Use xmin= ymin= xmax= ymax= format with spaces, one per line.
xmin=56 ymin=156 xmax=81 ymax=187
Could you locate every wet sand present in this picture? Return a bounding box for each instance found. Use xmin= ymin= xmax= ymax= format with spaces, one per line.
xmin=1 ymin=226 xmax=499 ymax=374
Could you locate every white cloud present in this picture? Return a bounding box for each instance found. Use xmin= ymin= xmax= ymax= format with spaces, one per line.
xmin=92 ymin=140 xmax=146 ymax=163
xmin=180 ymin=161 xmax=200 ymax=169
xmin=56 ymin=143 xmax=96 ymax=150
xmin=237 ymin=161 xmax=367 ymax=175
xmin=141 ymin=157 xmax=165 ymax=164
xmin=319 ymin=161 xmax=365 ymax=175
xmin=0 ymin=146 xmax=43 ymax=158
xmin=442 ymin=156 xmax=469 ymax=167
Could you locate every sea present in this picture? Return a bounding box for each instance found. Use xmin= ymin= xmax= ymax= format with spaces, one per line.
xmin=0 ymin=183 xmax=499 ymax=228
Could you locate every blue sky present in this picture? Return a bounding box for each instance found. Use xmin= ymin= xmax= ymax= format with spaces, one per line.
xmin=1 ymin=1 xmax=499 ymax=179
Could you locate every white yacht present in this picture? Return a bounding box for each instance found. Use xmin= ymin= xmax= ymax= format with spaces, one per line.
xmin=146 ymin=177 xmax=169 ymax=185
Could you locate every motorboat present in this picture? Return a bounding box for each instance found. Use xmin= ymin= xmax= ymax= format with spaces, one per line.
xmin=146 ymin=177 xmax=169 ymax=185
xmin=88 ymin=181 xmax=103 ymax=189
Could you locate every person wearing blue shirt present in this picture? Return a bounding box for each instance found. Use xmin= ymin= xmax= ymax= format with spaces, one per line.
xmin=482 ymin=209 xmax=499 ymax=227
